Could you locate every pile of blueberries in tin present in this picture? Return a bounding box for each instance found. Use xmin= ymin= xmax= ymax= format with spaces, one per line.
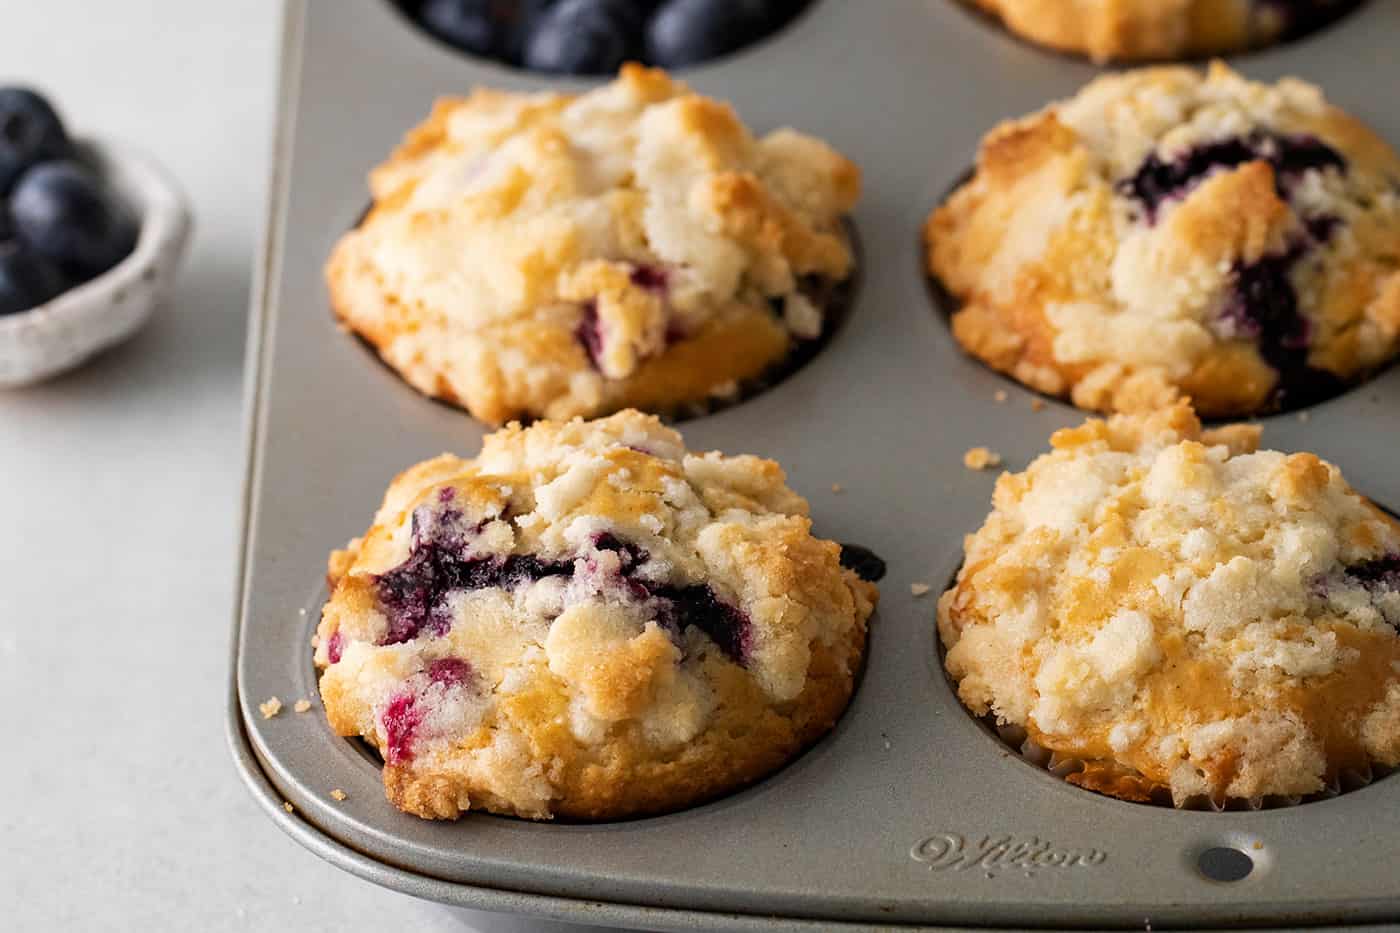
xmin=0 ymin=87 xmax=137 ymax=317
xmin=400 ymin=0 xmax=813 ymax=73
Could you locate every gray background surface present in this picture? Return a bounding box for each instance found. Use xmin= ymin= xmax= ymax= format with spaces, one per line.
xmin=0 ymin=2 xmax=597 ymax=930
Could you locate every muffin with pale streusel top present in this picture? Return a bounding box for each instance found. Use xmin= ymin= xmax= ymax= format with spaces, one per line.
xmin=328 ymin=64 xmax=860 ymax=426
xmin=927 ymin=63 xmax=1400 ymax=417
xmin=965 ymin=0 xmax=1362 ymax=63
xmin=315 ymin=409 xmax=876 ymax=820
xmin=939 ymin=401 xmax=1400 ymax=806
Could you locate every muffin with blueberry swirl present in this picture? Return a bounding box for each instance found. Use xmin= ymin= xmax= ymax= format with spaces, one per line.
xmin=927 ymin=63 xmax=1400 ymax=416
xmin=314 ymin=409 xmax=876 ymax=820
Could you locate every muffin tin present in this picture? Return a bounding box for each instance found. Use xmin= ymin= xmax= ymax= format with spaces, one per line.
xmin=230 ymin=1 xmax=1400 ymax=928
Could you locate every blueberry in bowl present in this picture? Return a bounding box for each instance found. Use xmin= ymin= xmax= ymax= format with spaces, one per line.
xmin=0 ymin=239 xmax=66 ymax=317
xmin=396 ymin=0 xmax=814 ymax=74
xmin=0 ymin=87 xmax=72 ymax=195
xmin=12 ymin=161 xmax=139 ymax=282
xmin=0 ymin=86 xmax=191 ymax=387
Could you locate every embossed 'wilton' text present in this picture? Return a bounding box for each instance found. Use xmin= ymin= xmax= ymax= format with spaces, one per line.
xmin=910 ymin=834 xmax=1108 ymax=873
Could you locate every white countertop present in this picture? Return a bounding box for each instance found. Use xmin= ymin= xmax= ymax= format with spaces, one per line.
xmin=0 ymin=3 xmax=609 ymax=930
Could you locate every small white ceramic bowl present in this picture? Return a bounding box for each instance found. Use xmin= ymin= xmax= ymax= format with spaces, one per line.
xmin=0 ymin=139 xmax=192 ymax=387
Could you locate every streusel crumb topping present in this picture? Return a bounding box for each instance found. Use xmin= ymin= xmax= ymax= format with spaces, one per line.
xmin=940 ymin=402 xmax=1400 ymax=804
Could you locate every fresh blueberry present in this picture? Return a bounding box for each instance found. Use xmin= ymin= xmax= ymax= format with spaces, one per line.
xmin=10 ymin=160 xmax=138 ymax=281
xmin=0 ymin=87 xmax=71 ymax=195
xmin=645 ymin=0 xmax=775 ymax=68
xmin=417 ymin=0 xmax=557 ymax=61
xmin=522 ymin=0 xmax=641 ymax=74
xmin=501 ymin=0 xmax=562 ymax=63
xmin=418 ymin=0 xmax=500 ymax=55
xmin=0 ymin=239 xmax=68 ymax=316
xmin=602 ymin=0 xmax=663 ymax=30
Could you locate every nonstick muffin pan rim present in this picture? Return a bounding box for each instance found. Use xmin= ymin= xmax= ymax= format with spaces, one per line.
xmin=231 ymin=1 xmax=1400 ymax=928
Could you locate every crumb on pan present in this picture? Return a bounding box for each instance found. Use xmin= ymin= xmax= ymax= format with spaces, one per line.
xmin=282 ymin=802 xmax=294 ymax=813
xmin=330 ymin=789 xmax=347 ymax=802
xmin=994 ymin=390 xmax=1008 ymax=403
xmin=259 ymin=697 xmax=283 ymax=719
xmin=293 ymin=699 xmax=312 ymax=713
xmin=911 ymin=582 xmax=932 ymax=597
xmin=1030 ymin=399 xmax=1045 ymax=412
xmin=831 ymin=483 xmax=844 ymax=493
xmin=963 ymin=447 xmax=1003 ymax=471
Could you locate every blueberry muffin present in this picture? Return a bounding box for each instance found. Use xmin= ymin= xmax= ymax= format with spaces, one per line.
xmin=938 ymin=401 xmax=1400 ymax=806
xmin=964 ymin=0 xmax=1361 ymax=62
xmin=926 ymin=64 xmax=1400 ymax=417
xmin=314 ymin=410 xmax=876 ymax=820
xmin=327 ymin=64 xmax=860 ymax=425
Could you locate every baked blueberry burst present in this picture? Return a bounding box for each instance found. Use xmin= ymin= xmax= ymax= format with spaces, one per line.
xmin=375 ymin=496 xmax=753 ymax=663
xmin=573 ymin=262 xmax=848 ymax=398
xmin=1119 ymin=132 xmax=1346 ymax=222
xmin=1318 ymin=554 xmax=1400 ymax=632
xmin=1344 ymin=554 xmax=1400 ymax=592
xmin=1119 ymin=131 xmax=1356 ymax=408
xmin=313 ymin=410 xmax=876 ymax=820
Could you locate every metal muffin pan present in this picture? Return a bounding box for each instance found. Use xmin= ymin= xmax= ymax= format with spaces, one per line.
xmin=230 ymin=1 xmax=1400 ymax=928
